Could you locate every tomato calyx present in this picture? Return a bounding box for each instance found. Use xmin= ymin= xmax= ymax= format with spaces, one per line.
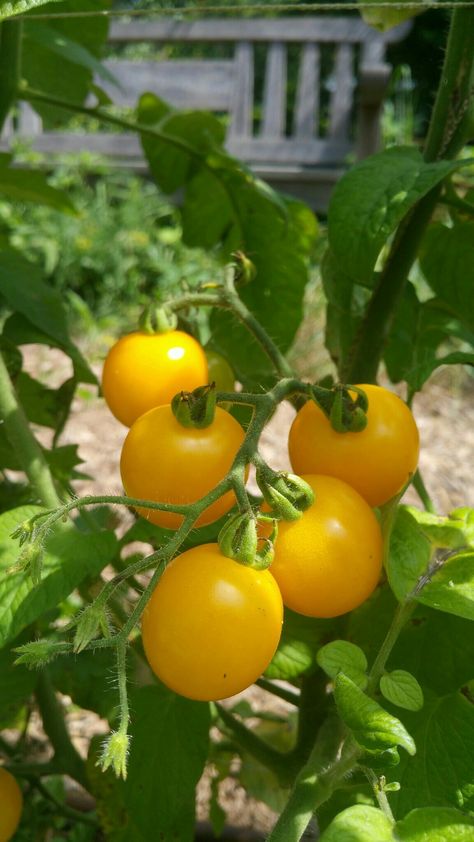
xmin=171 ymin=383 xmax=217 ymax=429
xmin=218 ymin=511 xmax=276 ymax=570
xmin=256 ymin=465 xmax=315 ymax=521
xmin=138 ymin=304 xmax=178 ymax=335
xmin=311 ymin=383 xmax=368 ymax=433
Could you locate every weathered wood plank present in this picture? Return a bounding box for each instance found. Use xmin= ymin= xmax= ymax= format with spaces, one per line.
xmin=100 ymin=60 xmax=235 ymax=110
xmin=109 ymin=17 xmax=410 ymax=45
xmin=228 ymin=41 xmax=253 ymax=138
xmin=328 ymin=44 xmax=355 ymax=141
xmin=261 ymin=43 xmax=287 ymax=138
xmin=293 ymin=43 xmax=320 ymax=139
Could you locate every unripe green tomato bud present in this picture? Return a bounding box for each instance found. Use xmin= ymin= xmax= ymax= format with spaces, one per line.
xmin=218 ymin=512 xmax=258 ymax=566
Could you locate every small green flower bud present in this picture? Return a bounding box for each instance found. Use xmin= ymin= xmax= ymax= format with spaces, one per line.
xmin=98 ymin=730 xmax=130 ymax=780
xmin=73 ymin=603 xmax=110 ymax=653
xmin=14 ymin=639 xmax=69 ymax=669
xmin=10 ymin=541 xmax=44 ymax=584
xmin=256 ymin=469 xmax=315 ymax=522
xmin=219 ymin=512 xmax=258 ymax=566
xmin=171 ymin=383 xmax=217 ymax=429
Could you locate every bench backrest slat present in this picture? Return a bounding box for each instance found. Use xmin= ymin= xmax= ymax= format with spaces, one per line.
xmin=261 ymin=42 xmax=287 ymax=138
xmin=229 ymin=41 xmax=254 ymax=138
xmin=293 ymin=43 xmax=320 ymax=140
xmin=328 ymin=43 xmax=356 ymax=140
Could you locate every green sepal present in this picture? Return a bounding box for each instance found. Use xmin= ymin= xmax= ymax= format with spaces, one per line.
xmin=139 ymin=305 xmax=178 ymax=335
xmin=256 ymin=468 xmax=315 ymax=522
xmin=171 ymin=383 xmax=217 ymax=429
xmin=310 ymin=383 xmax=369 ymax=433
xmin=218 ymin=512 xmax=258 ymax=566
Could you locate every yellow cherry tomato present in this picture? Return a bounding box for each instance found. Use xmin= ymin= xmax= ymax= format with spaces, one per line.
xmin=102 ymin=330 xmax=208 ymax=427
xmin=141 ymin=543 xmax=283 ymax=700
xmin=0 ymin=768 xmax=23 ymax=842
xmin=288 ymin=384 xmax=420 ymax=507
xmin=120 ymin=404 xmax=246 ymax=530
xmin=269 ymin=475 xmax=383 ymax=618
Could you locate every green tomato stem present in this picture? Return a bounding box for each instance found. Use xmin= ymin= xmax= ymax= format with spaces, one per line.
xmin=343 ymin=8 xmax=474 ymax=385
xmin=0 ymin=351 xmax=60 ymax=509
xmin=215 ymin=702 xmax=297 ymax=787
xmin=266 ymin=740 xmax=360 ymax=842
xmin=361 ymin=767 xmax=395 ymax=824
xmin=256 ymin=679 xmax=301 ymax=707
xmin=0 ymin=20 xmax=22 ymax=132
xmin=35 ymin=671 xmax=88 ymax=789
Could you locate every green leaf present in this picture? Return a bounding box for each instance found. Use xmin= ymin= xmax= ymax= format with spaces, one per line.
xmin=359 ymin=0 xmax=429 ymax=32
xmin=265 ymin=608 xmax=332 ymax=680
xmin=25 ymin=21 xmax=118 ymax=87
xmin=0 ymin=506 xmax=118 ymax=647
xmin=395 ymin=807 xmax=474 ymax=841
xmin=317 ymin=640 xmax=368 ymax=689
xmin=321 ymin=248 xmax=367 ymax=371
xmin=380 ymin=670 xmax=424 ymax=712
xmin=319 ymin=804 xmax=393 ymax=842
xmin=387 ymin=507 xmax=432 ymax=602
xmin=2 ymin=285 xmax=97 ymax=385
xmin=391 ymin=693 xmax=474 ymax=817
xmin=50 ymin=648 xmax=120 ymax=721
xmin=384 ymin=283 xmax=474 ymax=393
xmin=0 ymin=0 xmax=63 ymax=19
xmin=22 ymin=0 xmax=110 ymax=124
xmin=334 ymin=673 xmax=416 ymax=756
xmin=390 ymin=608 xmax=474 ymax=697
xmin=416 ymin=549 xmax=474 ymax=621
xmin=123 ymin=684 xmax=210 ymax=842
xmin=421 ymin=221 xmax=474 ymax=331
xmin=138 ymin=94 xmax=315 ymax=379
xmin=0 ymin=644 xmax=36 ymax=727
xmin=328 ymin=147 xmax=465 ymax=286
xmin=405 ymin=506 xmax=474 ymax=551
xmin=15 ymin=372 xmax=75 ymax=431
xmin=0 ymin=167 xmax=76 ymax=213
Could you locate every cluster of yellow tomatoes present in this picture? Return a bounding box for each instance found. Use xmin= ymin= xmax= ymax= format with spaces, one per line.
xmin=102 ymin=329 xmax=420 ymax=703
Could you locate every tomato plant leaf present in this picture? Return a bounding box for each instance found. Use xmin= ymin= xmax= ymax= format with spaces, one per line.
xmin=395 ymin=807 xmax=474 ymax=841
xmin=328 ymin=147 xmax=466 ymax=286
xmin=265 ymin=608 xmax=331 ymax=680
xmin=0 ymin=0 xmax=63 ymax=19
xmin=420 ymin=221 xmax=474 ymax=332
xmin=380 ymin=670 xmax=424 ymax=712
xmin=0 ymin=167 xmax=76 ymax=213
xmin=317 ymin=640 xmax=368 ymax=689
xmin=123 ymin=684 xmax=210 ymax=842
xmin=1 ymin=277 xmax=97 ymax=385
xmin=0 ymin=644 xmax=36 ymax=728
xmin=404 ymin=506 xmax=474 ymax=551
xmin=390 ymin=694 xmax=474 ymax=817
xmin=50 ymin=649 xmax=118 ymax=721
xmin=334 ymin=673 xmax=416 ymax=756
xmin=416 ymin=550 xmax=474 ymax=621
xmin=384 ymin=282 xmax=474 ymax=394
xmin=0 ymin=506 xmax=118 ymax=647
xmin=387 ymin=507 xmax=432 ymax=601
xmin=321 ymin=247 xmax=368 ymax=372
xmin=319 ymin=804 xmax=393 ymax=842
xmin=22 ymin=0 xmax=110 ymax=125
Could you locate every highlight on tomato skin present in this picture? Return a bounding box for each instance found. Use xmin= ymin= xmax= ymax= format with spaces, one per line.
xmin=141 ymin=543 xmax=284 ymax=702
xmin=101 ymin=329 xmax=209 ymax=427
xmin=288 ymin=383 xmax=420 ymax=507
xmin=268 ymin=474 xmax=384 ymax=619
xmin=120 ymin=404 xmax=248 ymax=530
xmin=0 ymin=767 xmax=23 ymax=842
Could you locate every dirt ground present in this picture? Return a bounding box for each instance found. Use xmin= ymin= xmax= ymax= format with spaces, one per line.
xmin=16 ymin=337 xmax=474 ymax=835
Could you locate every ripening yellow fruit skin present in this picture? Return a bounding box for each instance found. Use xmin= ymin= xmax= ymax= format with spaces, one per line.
xmin=0 ymin=767 xmax=23 ymax=842
xmin=288 ymin=384 xmax=420 ymax=507
xmin=142 ymin=543 xmax=283 ymax=701
xmin=269 ymin=475 xmax=383 ymax=618
xmin=102 ymin=330 xmax=209 ymax=427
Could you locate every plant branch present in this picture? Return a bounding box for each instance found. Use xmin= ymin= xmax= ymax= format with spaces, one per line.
xmin=256 ymin=678 xmax=301 ymax=707
xmin=35 ymin=671 xmax=88 ymax=789
xmin=0 ymin=352 xmax=60 ymax=508
xmin=0 ymin=20 xmax=22 ymax=132
xmin=361 ymin=768 xmax=395 ymax=823
xmin=343 ymin=8 xmax=474 ymax=384
xmin=215 ymin=703 xmax=297 ymax=786
xmin=33 ymin=779 xmax=98 ymax=827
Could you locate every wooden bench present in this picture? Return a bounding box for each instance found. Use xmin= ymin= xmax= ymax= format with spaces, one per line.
xmin=4 ymin=16 xmax=411 ymax=211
